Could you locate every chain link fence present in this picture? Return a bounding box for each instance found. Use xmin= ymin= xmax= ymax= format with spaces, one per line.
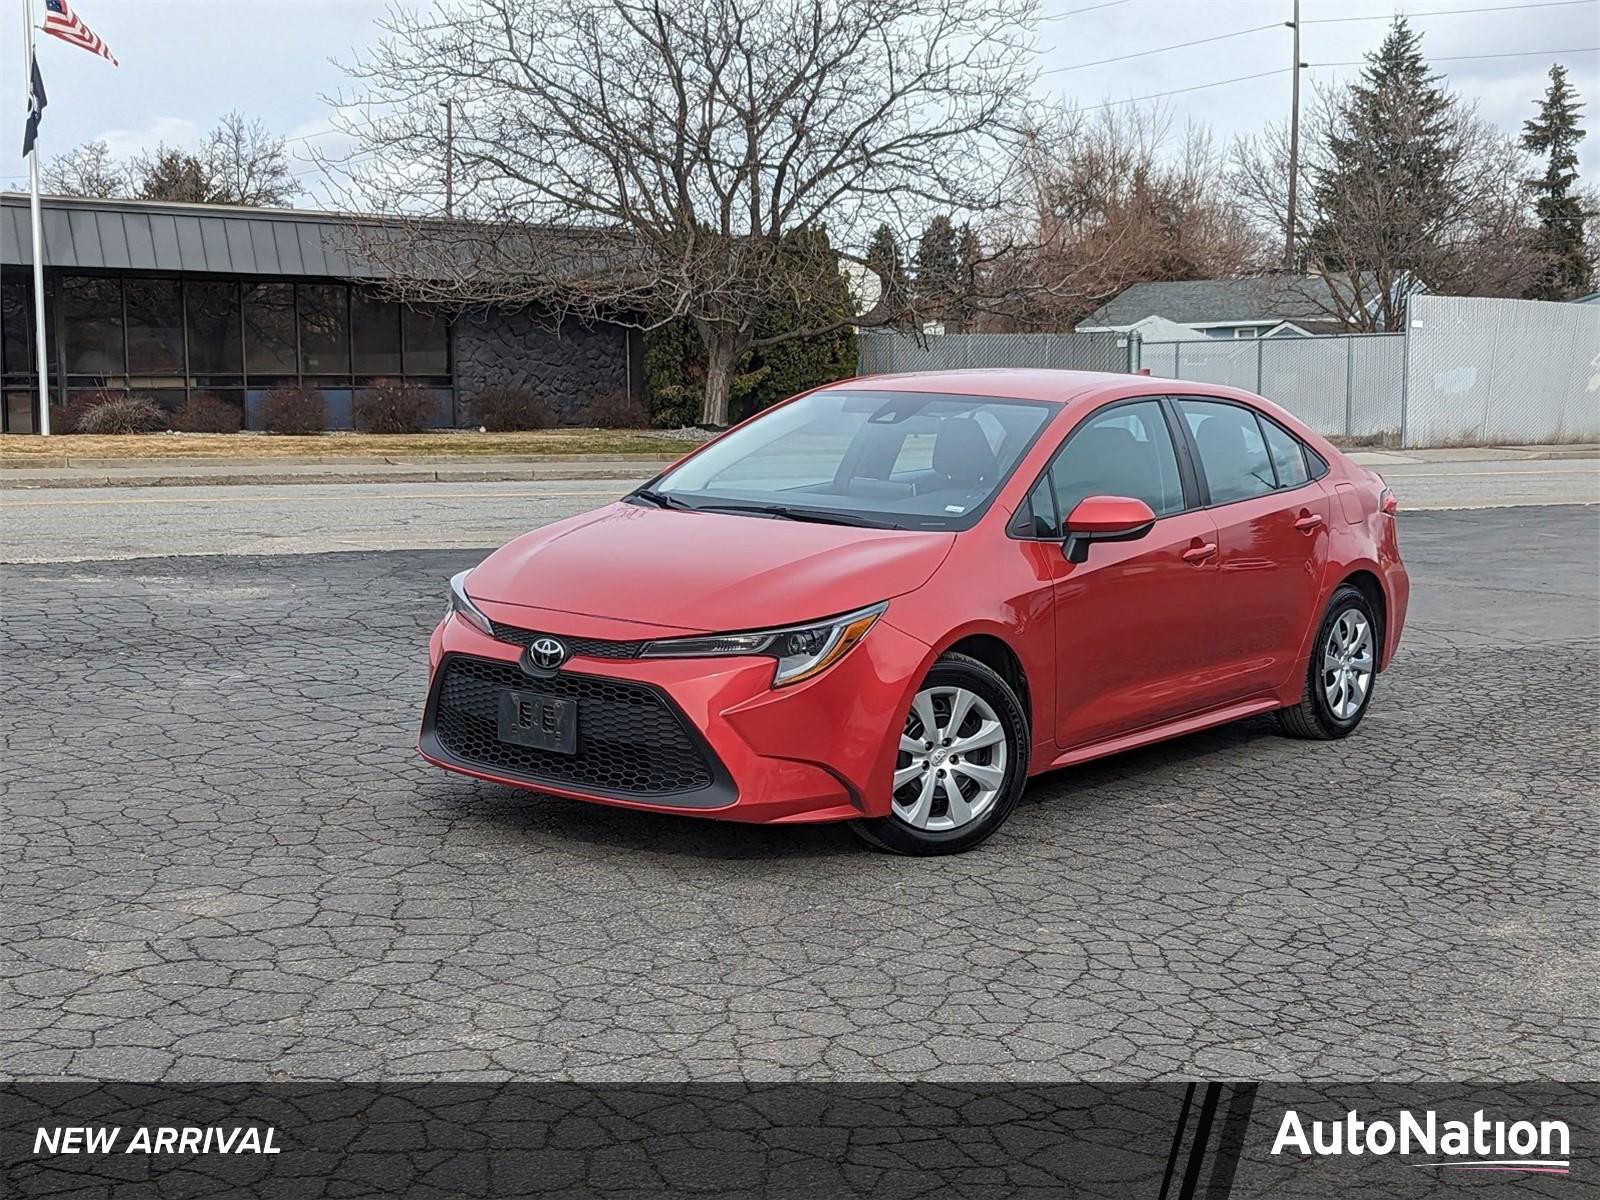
xmin=857 ymin=298 xmax=1599 ymax=446
xmin=1135 ymin=334 xmax=1406 ymax=441
xmin=857 ymin=330 xmax=1132 ymax=374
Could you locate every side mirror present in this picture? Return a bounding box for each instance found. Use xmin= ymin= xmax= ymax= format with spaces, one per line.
xmin=1062 ymin=495 xmax=1157 ymax=563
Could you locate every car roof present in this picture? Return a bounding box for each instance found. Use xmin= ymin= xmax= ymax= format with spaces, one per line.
xmin=824 ymin=368 xmax=1327 ymax=448
xmin=831 ymin=368 xmax=1242 ymax=407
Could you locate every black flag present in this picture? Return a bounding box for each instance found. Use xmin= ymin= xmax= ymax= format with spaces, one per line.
xmin=23 ymin=53 xmax=47 ymax=157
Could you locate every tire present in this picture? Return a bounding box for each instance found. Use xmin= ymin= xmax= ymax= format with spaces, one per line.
xmin=1277 ymin=583 xmax=1379 ymax=740
xmin=849 ymin=652 xmax=1030 ymax=855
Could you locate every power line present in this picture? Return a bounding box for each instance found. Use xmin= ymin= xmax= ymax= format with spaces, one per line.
xmin=1042 ymin=22 xmax=1281 ymax=74
xmin=1304 ymin=0 xmax=1597 ymax=25
xmin=1072 ymin=67 xmax=1292 ymax=112
xmin=1040 ymin=0 xmax=1131 ymax=21
xmin=1313 ymin=45 xmax=1599 ymax=66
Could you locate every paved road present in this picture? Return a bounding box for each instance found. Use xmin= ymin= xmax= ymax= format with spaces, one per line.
xmin=2 ymin=456 xmax=1595 ymax=562
xmin=2 ymin=505 xmax=1595 ymax=1081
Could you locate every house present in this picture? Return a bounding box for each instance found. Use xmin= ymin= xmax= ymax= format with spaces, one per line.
xmin=0 ymin=193 xmax=644 ymax=435
xmin=1076 ymin=276 xmax=1359 ymax=340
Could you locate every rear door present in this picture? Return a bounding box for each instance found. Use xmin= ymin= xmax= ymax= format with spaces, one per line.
xmin=1173 ymin=398 xmax=1332 ymax=703
xmin=1017 ymin=398 xmax=1223 ymax=749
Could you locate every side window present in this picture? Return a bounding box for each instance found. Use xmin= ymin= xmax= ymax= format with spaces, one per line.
xmin=1050 ymin=400 xmax=1186 ymax=522
xmin=1305 ymin=445 xmax=1330 ymax=480
xmin=1261 ymin=417 xmax=1310 ymax=489
xmin=1179 ymin=399 xmax=1277 ymax=504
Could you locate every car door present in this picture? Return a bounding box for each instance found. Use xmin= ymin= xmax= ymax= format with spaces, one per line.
xmin=1013 ymin=398 xmax=1223 ymax=750
xmin=1174 ymin=398 xmax=1332 ymax=704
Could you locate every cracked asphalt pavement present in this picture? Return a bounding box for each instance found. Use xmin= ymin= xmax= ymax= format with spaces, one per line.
xmin=1 ymin=505 xmax=1595 ymax=1082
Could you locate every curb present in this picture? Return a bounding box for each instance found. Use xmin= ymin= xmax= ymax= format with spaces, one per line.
xmin=0 ymin=463 xmax=673 ymax=490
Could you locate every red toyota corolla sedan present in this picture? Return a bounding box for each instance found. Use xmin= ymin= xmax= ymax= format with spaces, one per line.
xmin=421 ymin=370 xmax=1409 ymax=854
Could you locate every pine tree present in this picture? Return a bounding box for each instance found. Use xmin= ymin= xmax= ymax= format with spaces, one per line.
xmin=1522 ymin=64 xmax=1593 ymax=300
xmin=913 ymin=215 xmax=961 ymax=326
xmin=864 ymin=222 xmax=909 ymax=319
xmin=1310 ymin=17 xmax=1458 ymax=271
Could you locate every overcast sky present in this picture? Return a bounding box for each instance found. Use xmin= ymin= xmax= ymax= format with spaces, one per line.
xmin=3 ymin=0 xmax=1597 ymax=205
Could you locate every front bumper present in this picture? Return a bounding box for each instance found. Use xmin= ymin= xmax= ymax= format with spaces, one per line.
xmin=419 ymin=607 xmax=932 ymax=824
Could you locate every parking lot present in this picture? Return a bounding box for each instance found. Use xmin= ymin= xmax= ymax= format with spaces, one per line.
xmin=2 ymin=497 xmax=1596 ymax=1082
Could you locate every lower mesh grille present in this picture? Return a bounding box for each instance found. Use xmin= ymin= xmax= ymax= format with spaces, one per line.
xmin=432 ymin=655 xmax=714 ymax=796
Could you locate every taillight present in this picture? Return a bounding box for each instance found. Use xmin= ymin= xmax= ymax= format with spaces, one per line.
xmin=1380 ymin=487 xmax=1398 ymax=516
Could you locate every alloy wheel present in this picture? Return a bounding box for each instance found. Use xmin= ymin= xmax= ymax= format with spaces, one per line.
xmin=1322 ymin=607 xmax=1375 ymax=721
xmin=892 ymin=685 xmax=1008 ymax=831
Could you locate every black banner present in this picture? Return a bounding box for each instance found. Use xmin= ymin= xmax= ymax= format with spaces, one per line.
xmin=2 ymin=1083 xmax=1592 ymax=1198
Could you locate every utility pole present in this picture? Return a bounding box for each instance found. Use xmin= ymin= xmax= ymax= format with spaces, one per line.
xmin=1284 ymin=0 xmax=1302 ymax=272
xmin=441 ymin=99 xmax=454 ymax=219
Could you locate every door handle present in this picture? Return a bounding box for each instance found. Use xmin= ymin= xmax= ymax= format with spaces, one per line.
xmin=1182 ymin=542 xmax=1217 ymax=564
xmin=1294 ymin=513 xmax=1324 ymax=532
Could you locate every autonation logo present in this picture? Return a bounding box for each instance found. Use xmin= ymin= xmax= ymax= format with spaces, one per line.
xmin=1272 ymin=1108 xmax=1571 ymax=1176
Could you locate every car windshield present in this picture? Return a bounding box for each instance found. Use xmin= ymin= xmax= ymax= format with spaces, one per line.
xmin=645 ymin=390 xmax=1054 ymax=530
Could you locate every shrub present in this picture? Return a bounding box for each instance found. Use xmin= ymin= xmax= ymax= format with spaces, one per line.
xmin=353 ymin=380 xmax=436 ymax=434
xmin=576 ymin=390 xmax=649 ymax=429
xmin=76 ymin=394 xmax=169 ymax=435
xmin=171 ymin=392 xmax=242 ymax=433
xmin=52 ymin=390 xmax=124 ymax=433
xmin=258 ymin=385 xmax=327 ymax=435
xmin=467 ymin=385 xmax=555 ymax=432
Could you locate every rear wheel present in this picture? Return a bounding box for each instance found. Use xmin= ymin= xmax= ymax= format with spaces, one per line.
xmin=1277 ymin=584 xmax=1379 ymax=740
xmin=850 ymin=653 xmax=1029 ymax=855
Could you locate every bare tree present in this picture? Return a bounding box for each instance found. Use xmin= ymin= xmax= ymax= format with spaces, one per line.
xmin=994 ymin=105 xmax=1267 ymax=330
xmin=42 ymin=139 xmax=128 ymax=198
xmin=331 ymin=0 xmax=1044 ymax=424
xmin=204 ymin=111 xmax=299 ymax=207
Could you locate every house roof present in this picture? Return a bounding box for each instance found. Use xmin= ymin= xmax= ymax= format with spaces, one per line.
xmin=1080 ymin=276 xmax=1345 ymax=328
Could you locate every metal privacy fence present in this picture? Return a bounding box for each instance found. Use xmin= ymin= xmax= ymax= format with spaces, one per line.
xmin=1403 ymin=294 xmax=1600 ymax=446
xmin=857 ymin=297 xmax=1600 ymax=446
xmin=857 ymin=330 xmax=1132 ymax=374
xmin=1134 ymin=334 xmax=1406 ymax=440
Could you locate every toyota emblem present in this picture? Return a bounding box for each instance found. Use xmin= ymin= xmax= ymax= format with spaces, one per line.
xmin=529 ymin=636 xmax=568 ymax=670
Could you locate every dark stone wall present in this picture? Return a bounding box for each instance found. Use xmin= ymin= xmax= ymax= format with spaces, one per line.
xmin=451 ymin=308 xmax=640 ymax=426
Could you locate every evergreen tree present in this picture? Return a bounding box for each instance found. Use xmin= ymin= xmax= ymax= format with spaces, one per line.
xmin=1309 ymin=17 xmax=1458 ymax=271
xmin=1522 ymin=64 xmax=1593 ymax=300
xmin=864 ymin=222 xmax=908 ymax=316
xmin=955 ymin=223 xmax=982 ymax=332
xmin=913 ymin=215 xmax=961 ymax=325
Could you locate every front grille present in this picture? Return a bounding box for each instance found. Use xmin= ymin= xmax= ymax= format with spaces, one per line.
xmin=432 ymin=655 xmax=714 ymax=796
xmin=489 ymin=620 xmax=644 ymax=660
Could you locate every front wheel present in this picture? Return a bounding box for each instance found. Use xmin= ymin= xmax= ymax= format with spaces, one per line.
xmin=1277 ymin=584 xmax=1379 ymax=740
xmin=849 ymin=652 xmax=1030 ymax=855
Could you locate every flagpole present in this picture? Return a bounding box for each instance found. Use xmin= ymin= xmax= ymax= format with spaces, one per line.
xmin=23 ymin=0 xmax=51 ymax=434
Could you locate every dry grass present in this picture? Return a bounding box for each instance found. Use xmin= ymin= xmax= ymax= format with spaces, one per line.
xmin=0 ymin=429 xmax=702 ymax=466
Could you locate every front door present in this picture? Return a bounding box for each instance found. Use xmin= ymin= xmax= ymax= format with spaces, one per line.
xmin=1026 ymin=398 xmax=1224 ymax=749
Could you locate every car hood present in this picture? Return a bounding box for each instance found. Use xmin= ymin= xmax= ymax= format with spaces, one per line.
xmin=467 ymin=501 xmax=955 ymax=632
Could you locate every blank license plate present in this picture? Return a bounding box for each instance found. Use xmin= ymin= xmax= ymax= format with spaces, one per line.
xmin=497 ymin=689 xmax=578 ymax=754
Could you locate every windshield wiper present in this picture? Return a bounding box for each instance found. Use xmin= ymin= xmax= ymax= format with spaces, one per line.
xmin=694 ymin=502 xmax=905 ymax=530
xmin=630 ymin=487 xmax=696 ymax=510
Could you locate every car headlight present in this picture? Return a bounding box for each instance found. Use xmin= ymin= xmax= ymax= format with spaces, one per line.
xmin=447 ymin=569 xmax=494 ymax=636
xmin=638 ymin=601 xmax=887 ymax=687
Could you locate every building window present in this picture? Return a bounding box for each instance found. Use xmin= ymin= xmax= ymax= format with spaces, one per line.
xmin=2 ymin=277 xmax=31 ymax=375
xmin=61 ymin=276 xmax=125 ymax=375
xmin=350 ymin=289 xmax=402 ymax=375
xmin=186 ymin=281 xmax=242 ymax=376
xmin=244 ymin=283 xmax=297 ymax=374
xmin=403 ymin=305 xmax=449 ymax=375
xmin=124 ymin=279 xmax=185 ymax=375
xmin=298 ymin=283 xmax=349 ymax=375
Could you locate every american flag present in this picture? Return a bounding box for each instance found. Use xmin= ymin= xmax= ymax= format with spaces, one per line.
xmin=41 ymin=0 xmax=118 ymax=66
